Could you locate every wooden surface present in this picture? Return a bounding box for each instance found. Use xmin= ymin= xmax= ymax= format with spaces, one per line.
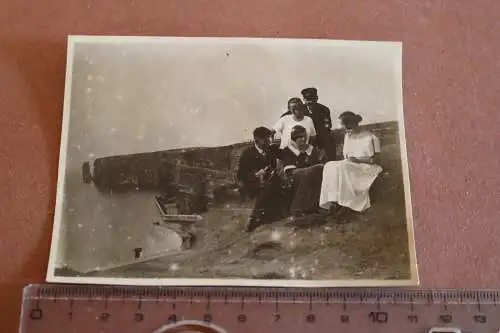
xmin=1 ymin=0 xmax=500 ymax=331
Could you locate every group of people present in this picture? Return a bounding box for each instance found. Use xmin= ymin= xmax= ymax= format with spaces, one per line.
xmin=236 ymin=87 xmax=384 ymax=232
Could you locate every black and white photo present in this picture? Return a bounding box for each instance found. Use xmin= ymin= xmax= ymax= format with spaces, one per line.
xmin=46 ymin=36 xmax=418 ymax=286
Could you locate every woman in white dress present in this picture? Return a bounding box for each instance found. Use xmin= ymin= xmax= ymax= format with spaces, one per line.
xmin=271 ymin=98 xmax=316 ymax=149
xmin=319 ymin=111 xmax=383 ymax=213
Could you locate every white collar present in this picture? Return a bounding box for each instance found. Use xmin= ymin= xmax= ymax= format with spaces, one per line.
xmin=288 ymin=144 xmax=313 ymax=156
xmin=255 ymin=143 xmax=265 ymax=155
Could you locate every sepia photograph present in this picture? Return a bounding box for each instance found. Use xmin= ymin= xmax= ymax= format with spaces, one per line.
xmin=46 ymin=36 xmax=418 ymax=286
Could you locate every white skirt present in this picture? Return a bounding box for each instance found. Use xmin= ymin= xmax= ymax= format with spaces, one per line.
xmin=319 ymin=159 xmax=383 ymax=212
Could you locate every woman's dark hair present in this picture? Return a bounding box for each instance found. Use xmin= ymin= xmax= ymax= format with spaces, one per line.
xmin=290 ymin=125 xmax=307 ymax=142
xmin=287 ymin=97 xmax=303 ymax=107
xmin=339 ymin=111 xmax=363 ymax=127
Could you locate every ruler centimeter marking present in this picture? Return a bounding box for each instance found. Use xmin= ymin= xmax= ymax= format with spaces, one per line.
xmin=24 ymin=289 xmax=500 ymax=305
xmin=20 ymin=285 xmax=500 ymax=333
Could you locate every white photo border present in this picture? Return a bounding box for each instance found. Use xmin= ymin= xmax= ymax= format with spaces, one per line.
xmin=46 ymin=35 xmax=419 ymax=287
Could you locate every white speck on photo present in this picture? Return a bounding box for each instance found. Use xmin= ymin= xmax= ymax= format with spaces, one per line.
xmin=271 ymin=230 xmax=281 ymax=241
xmin=288 ymin=266 xmax=297 ymax=279
xmin=320 ymin=233 xmax=326 ymax=245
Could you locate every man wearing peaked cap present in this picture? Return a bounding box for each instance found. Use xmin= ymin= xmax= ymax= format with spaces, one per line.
xmin=301 ymin=87 xmax=318 ymax=99
xmin=300 ymin=87 xmax=336 ymax=161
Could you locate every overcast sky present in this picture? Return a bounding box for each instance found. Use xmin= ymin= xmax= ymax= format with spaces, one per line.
xmin=63 ymin=37 xmax=403 ymax=172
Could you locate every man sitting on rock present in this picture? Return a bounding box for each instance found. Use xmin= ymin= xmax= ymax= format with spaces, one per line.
xmin=236 ymin=126 xmax=282 ymax=232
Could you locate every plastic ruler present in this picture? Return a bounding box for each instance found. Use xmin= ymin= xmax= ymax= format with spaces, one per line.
xmin=19 ymin=284 xmax=500 ymax=333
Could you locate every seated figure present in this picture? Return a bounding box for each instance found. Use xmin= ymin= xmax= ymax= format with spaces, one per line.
xmin=280 ymin=125 xmax=325 ymax=218
xmin=319 ymin=111 xmax=383 ymax=213
xmin=236 ymin=127 xmax=282 ymax=232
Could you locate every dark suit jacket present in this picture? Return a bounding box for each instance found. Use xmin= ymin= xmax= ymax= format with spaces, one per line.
xmin=307 ymin=103 xmax=332 ymax=135
xmin=237 ymin=144 xmax=279 ymax=196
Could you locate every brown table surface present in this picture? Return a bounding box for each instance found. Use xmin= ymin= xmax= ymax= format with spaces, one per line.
xmin=1 ymin=0 xmax=500 ymax=331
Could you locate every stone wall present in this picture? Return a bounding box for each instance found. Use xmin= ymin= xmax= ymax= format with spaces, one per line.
xmin=86 ymin=121 xmax=400 ymax=195
xmin=88 ymin=141 xmax=251 ymax=194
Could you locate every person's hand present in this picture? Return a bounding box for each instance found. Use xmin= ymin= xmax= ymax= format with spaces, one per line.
xmin=318 ymin=148 xmax=326 ymax=161
xmin=255 ymin=169 xmax=267 ymax=178
xmin=282 ymin=173 xmax=294 ymax=188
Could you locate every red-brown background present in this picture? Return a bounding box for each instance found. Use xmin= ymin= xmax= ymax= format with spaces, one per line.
xmin=1 ymin=0 xmax=499 ymax=331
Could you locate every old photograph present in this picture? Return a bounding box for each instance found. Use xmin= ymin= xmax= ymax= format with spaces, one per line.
xmin=46 ymin=36 xmax=418 ymax=286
